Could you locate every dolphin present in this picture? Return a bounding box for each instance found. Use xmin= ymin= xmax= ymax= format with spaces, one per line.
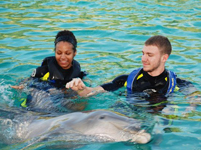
xmin=19 ymin=79 xmax=85 ymax=113
xmin=0 ymin=109 xmax=151 ymax=144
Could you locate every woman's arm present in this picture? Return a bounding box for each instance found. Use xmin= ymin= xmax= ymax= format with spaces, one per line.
xmin=10 ymin=85 xmax=24 ymax=89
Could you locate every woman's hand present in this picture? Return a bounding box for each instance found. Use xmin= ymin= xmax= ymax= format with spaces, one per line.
xmin=66 ymin=78 xmax=105 ymax=97
xmin=10 ymin=85 xmax=24 ymax=90
xmin=66 ymin=78 xmax=86 ymax=91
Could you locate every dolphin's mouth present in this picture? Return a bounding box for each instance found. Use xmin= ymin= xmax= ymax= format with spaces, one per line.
xmin=108 ymin=120 xmax=151 ymax=144
xmin=124 ymin=126 xmax=141 ymax=133
xmin=109 ymin=117 xmax=142 ymax=133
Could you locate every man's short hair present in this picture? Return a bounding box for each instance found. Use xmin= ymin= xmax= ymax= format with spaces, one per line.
xmin=145 ymin=35 xmax=172 ymax=55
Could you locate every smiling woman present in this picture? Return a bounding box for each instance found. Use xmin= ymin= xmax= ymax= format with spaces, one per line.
xmin=10 ymin=30 xmax=87 ymax=111
xmin=11 ymin=30 xmax=86 ymax=89
xmin=55 ymin=41 xmax=76 ymax=70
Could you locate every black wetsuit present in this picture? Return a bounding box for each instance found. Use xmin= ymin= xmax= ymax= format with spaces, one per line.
xmin=101 ymin=69 xmax=169 ymax=94
xmin=100 ymin=69 xmax=193 ymax=113
xmin=32 ymin=56 xmax=86 ymax=88
xmin=23 ymin=56 xmax=87 ymax=110
xmin=101 ymin=69 xmax=190 ymax=94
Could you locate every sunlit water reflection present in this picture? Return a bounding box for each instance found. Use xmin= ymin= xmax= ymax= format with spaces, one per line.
xmin=0 ymin=0 xmax=201 ymax=149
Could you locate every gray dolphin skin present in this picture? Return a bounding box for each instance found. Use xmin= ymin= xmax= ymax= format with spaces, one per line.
xmin=14 ymin=110 xmax=151 ymax=144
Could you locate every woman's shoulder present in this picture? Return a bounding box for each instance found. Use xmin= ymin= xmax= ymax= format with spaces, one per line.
xmin=41 ymin=56 xmax=55 ymax=66
xmin=72 ymin=59 xmax=81 ymax=68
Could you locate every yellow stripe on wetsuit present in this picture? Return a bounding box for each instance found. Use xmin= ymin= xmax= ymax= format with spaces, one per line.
xmin=19 ymin=98 xmax=27 ymax=107
xmin=19 ymin=72 xmax=50 ymax=108
xmin=41 ymin=72 xmax=50 ymax=81
xmin=165 ymin=77 xmax=179 ymax=91
xmin=124 ymin=73 xmax=143 ymax=87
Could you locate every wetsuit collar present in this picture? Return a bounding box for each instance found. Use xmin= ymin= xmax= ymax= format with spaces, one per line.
xmin=143 ymin=69 xmax=167 ymax=84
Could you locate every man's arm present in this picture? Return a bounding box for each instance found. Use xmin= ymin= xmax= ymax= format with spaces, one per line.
xmin=177 ymin=78 xmax=198 ymax=96
xmin=101 ymin=75 xmax=128 ymax=91
xmin=66 ymin=75 xmax=128 ymax=97
xmin=177 ymin=78 xmax=200 ymax=112
xmin=66 ymin=78 xmax=105 ymax=97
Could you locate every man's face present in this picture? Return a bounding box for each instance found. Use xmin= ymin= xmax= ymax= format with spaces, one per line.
xmin=141 ymin=45 xmax=167 ymax=76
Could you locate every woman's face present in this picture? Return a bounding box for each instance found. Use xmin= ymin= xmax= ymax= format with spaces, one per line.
xmin=55 ymin=41 xmax=76 ymax=70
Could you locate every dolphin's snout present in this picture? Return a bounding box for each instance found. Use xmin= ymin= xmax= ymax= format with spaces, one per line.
xmin=132 ymin=130 xmax=151 ymax=144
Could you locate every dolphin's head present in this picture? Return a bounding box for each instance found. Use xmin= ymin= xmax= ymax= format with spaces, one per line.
xmin=72 ymin=110 xmax=151 ymax=144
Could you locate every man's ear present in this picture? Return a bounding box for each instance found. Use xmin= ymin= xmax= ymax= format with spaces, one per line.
xmin=74 ymin=51 xmax=77 ymax=57
xmin=162 ymin=54 xmax=169 ymax=62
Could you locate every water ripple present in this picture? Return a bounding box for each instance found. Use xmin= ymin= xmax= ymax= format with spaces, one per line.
xmin=0 ymin=0 xmax=201 ymax=149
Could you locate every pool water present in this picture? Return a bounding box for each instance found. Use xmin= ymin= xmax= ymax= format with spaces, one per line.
xmin=0 ymin=0 xmax=201 ymax=149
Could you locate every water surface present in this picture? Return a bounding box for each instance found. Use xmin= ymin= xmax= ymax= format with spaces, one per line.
xmin=0 ymin=0 xmax=201 ymax=149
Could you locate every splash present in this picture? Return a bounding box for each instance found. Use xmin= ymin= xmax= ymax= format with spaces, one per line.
xmin=0 ymin=79 xmax=14 ymax=107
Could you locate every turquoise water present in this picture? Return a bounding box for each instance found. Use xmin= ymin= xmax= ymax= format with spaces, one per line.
xmin=0 ymin=0 xmax=201 ymax=149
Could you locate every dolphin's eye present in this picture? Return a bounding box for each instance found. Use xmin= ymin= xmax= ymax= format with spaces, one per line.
xmin=99 ymin=115 xmax=105 ymax=119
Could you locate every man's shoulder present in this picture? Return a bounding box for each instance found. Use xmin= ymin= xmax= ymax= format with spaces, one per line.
xmin=127 ymin=68 xmax=143 ymax=79
xmin=176 ymin=77 xmax=192 ymax=86
xmin=113 ymin=74 xmax=128 ymax=82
